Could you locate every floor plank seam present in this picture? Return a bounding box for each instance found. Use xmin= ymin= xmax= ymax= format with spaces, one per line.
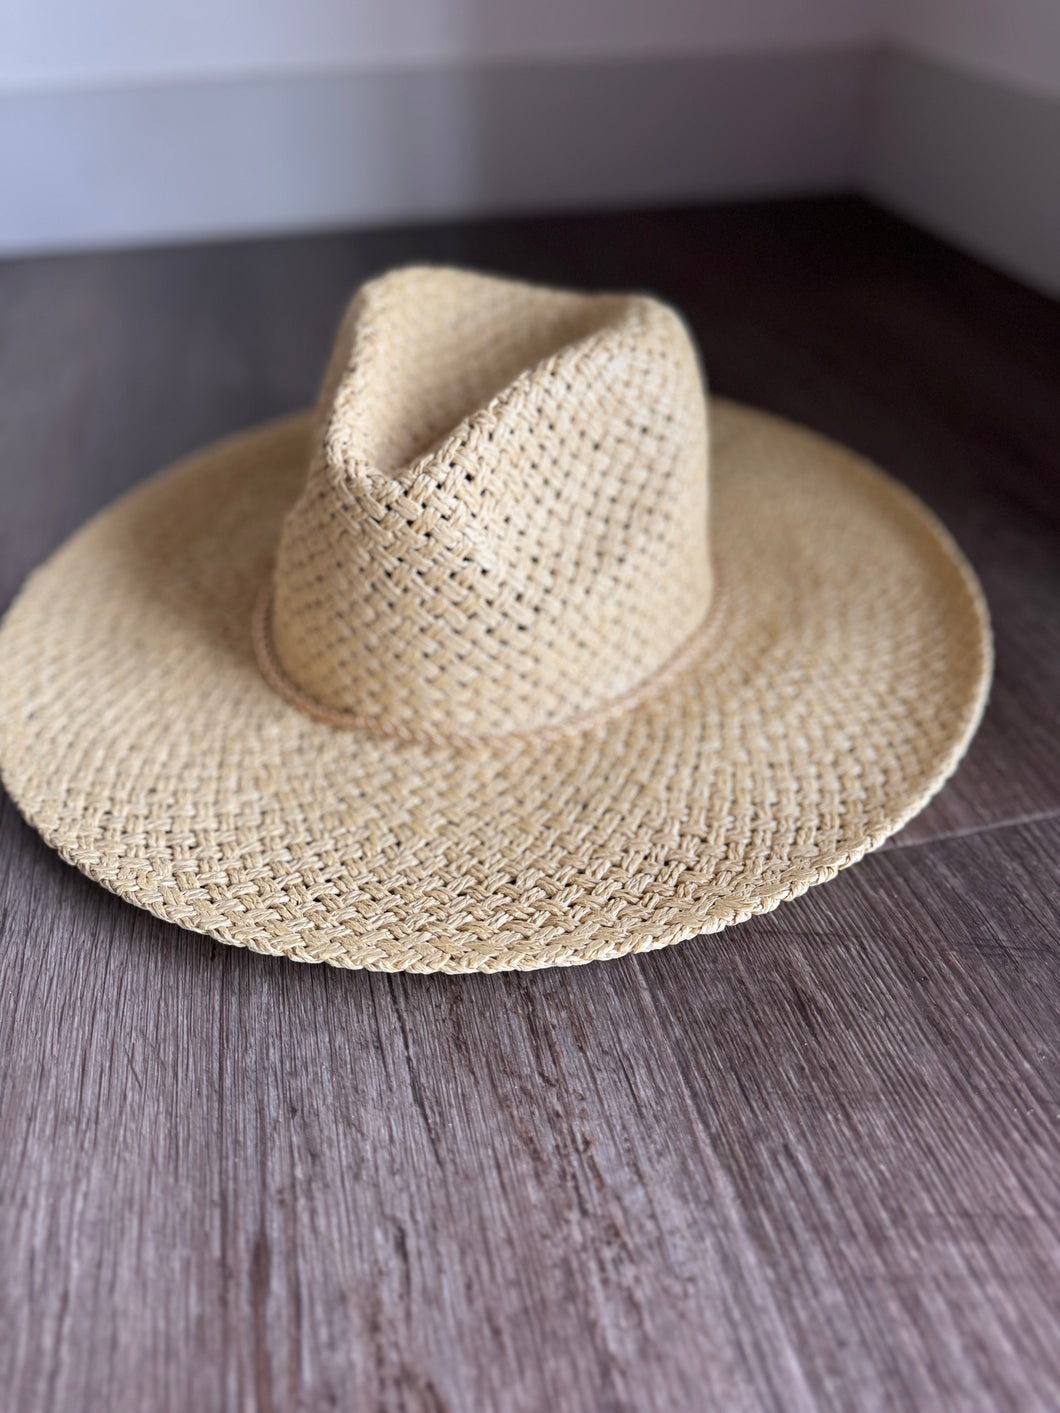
xmin=888 ymin=806 xmax=1060 ymax=855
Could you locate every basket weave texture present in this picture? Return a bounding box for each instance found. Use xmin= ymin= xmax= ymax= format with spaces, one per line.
xmin=266 ymin=268 xmax=712 ymax=741
xmin=0 ymin=267 xmax=992 ymax=971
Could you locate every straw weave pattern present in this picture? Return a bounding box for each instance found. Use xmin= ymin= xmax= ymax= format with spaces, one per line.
xmin=0 ymin=268 xmax=992 ymax=972
xmin=268 ymin=268 xmax=711 ymax=738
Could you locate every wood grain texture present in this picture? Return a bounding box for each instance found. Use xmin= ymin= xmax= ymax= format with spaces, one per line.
xmin=2 ymin=803 xmax=1059 ymax=1411
xmin=2 ymin=198 xmax=1059 ymax=1410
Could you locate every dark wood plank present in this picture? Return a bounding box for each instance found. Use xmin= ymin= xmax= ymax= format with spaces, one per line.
xmin=2 ymin=798 xmax=1059 ymax=1410
xmin=638 ymin=819 xmax=1060 ymax=1411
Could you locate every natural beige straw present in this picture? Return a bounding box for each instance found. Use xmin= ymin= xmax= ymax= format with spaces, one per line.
xmin=0 ymin=266 xmax=992 ymax=972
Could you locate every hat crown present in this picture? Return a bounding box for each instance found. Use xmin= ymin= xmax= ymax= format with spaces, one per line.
xmin=265 ymin=266 xmax=712 ymax=739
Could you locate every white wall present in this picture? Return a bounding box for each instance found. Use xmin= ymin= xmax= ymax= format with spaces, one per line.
xmin=1 ymin=0 xmax=883 ymax=92
xmin=888 ymin=0 xmax=1060 ymax=98
xmin=863 ymin=3 xmax=1060 ymax=294
xmin=1 ymin=0 xmax=1057 ymax=292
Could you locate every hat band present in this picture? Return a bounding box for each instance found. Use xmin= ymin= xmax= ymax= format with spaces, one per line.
xmin=252 ymin=582 xmax=726 ymax=753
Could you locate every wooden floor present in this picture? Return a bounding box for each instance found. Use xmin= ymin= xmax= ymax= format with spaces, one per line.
xmin=1 ymin=197 xmax=1058 ymax=1411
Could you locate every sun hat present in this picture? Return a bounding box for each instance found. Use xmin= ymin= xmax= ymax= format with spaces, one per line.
xmin=0 ymin=265 xmax=991 ymax=972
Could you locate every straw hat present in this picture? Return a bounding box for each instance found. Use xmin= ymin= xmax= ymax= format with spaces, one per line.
xmin=0 ymin=266 xmax=991 ymax=972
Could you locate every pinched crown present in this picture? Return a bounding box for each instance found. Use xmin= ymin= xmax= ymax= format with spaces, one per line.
xmin=262 ymin=266 xmax=712 ymax=740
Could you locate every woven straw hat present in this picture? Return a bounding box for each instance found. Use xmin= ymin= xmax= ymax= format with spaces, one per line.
xmin=0 ymin=266 xmax=991 ymax=972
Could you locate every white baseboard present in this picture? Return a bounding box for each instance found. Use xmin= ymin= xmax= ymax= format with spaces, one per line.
xmin=0 ymin=49 xmax=870 ymax=256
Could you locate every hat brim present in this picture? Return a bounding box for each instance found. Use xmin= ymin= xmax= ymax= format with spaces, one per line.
xmin=0 ymin=400 xmax=991 ymax=972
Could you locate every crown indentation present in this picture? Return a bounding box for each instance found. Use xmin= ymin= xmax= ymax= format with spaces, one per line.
xmin=263 ymin=266 xmax=712 ymax=738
